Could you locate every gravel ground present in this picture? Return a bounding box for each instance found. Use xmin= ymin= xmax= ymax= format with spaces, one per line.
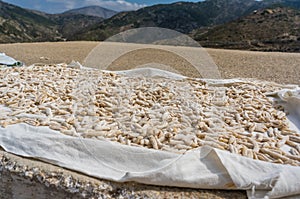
xmin=0 ymin=41 xmax=299 ymax=198
xmin=0 ymin=42 xmax=98 ymax=67
xmin=0 ymin=42 xmax=299 ymax=85
xmin=208 ymin=48 xmax=300 ymax=85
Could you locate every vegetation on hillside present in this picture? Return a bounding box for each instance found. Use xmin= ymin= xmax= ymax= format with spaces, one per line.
xmin=0 ymin=1 xmax=103 ymax=43
xmin=193 ymin=7 xmax=300 ymax=52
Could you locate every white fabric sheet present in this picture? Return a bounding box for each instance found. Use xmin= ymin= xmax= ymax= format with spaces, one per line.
xmin=0 ymin=68 xmax=299 ymax=199
xmin=0 ymin=53 xmax=19 ymax=66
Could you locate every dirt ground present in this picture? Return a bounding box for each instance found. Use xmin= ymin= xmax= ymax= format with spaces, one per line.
xmin=0 ymin=41 xmax=299 ymax=85
xmin=0 ymin=41 xmax=299 ymax=198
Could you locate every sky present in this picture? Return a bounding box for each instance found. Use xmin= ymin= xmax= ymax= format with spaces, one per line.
xmin=2 ymin=0 xmax=201 ymax=13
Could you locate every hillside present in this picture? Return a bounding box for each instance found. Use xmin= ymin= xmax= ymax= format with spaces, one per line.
xmin=49 ymin=13 xmax=103 ymax=40
xmin=0 ymin=1 xmax=103 ymax=43
xmin=270 ymin=0 xmax=300 ymax=9
xmin=63 ymin=6 xmax=117 ymax=19
xmin=193 ymin=7 xmax=300 ymax=52
xmin=0 ymin=1 xmax=59 ymax=43
xmin=71 ymin=0 xmax=300 ymax=41
xmin=73 ymin=0 xmax=266 ymax=41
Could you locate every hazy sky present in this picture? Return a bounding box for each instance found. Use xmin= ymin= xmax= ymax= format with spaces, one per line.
xmin=3 ymin=0 xmax=201 ymax=13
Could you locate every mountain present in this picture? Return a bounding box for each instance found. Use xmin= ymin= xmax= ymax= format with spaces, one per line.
xmin=193 ymin=6 xmax=300 ymax=52
xmin=0 ymin=1 xmax=59 ymax=43
xmin=0 ymin=1 xmax=103 ymax=43
xmin=48 ymin=13 xmax=103 ymax=40
xmin=73 ymin=0 xmax=267 ymax=41
xmin=73 ymin=0 xmax=300 ymax=42
xmin=63 ymin=6 xmax=117 ymax=19
xmin=1 ymin=0 xmax=300 ymax=52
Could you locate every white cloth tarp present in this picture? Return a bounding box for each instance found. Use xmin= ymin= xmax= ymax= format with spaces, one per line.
xmin=0 ymin=53 xmax=21 ymax=66
xmin=0 ymin=68 xmax=299 ymax=199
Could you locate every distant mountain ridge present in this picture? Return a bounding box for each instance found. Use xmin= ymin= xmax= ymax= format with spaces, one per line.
xmin=73 ymin=0 xmax=266 ymax=41
xmin=73 ymin=0 xmax=300 ymax=41
xmin=63 ymin=6 xmax=117 ymax=19
xmin=0 ymin=0 xmax=300 ymax=52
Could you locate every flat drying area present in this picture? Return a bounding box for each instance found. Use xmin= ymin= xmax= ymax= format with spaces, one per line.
xmin=0 ymin=41 xmax=299 ymax=85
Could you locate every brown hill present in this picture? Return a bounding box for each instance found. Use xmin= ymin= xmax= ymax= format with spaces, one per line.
xmin=0 ymin=1 xmax=103 ymax=43
xmin=0 ymin=1 xmax=58 ymax=43
xmin=193 ymin=7 xmax=300 ymax=52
